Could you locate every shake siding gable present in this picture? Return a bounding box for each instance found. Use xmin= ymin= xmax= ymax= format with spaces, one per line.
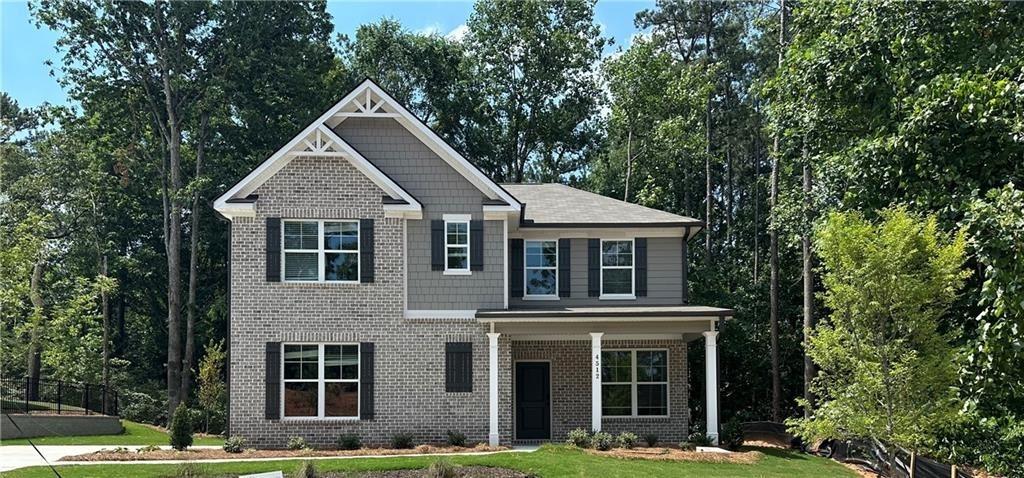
xmin=335 ymin=118 xmax=503 ymax=311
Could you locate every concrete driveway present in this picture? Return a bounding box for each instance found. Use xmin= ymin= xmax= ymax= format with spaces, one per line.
xmin=0 ymin=445 xmax=220 ymax=472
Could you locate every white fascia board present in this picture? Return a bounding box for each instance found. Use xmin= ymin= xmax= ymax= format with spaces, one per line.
xmin=216 ymin=202 xmax=256 ymax=220
xmin=476 ymin=315 xmax=729 ymax=324
xmin=363 ymin=82 xmax=521 ymax=211
xmin=404 ymin=310 xmax=477 ymax=320
xmin=214 ymin=80 xmax=419 ymax=216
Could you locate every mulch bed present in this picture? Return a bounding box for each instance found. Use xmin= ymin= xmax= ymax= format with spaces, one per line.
xmin=323 ymin=467 xmax=528 ymax=477
xmin=585 ymin=446 xmax=763 ymax=464
xmin=63 ymin=444 xmax=508 ymax=462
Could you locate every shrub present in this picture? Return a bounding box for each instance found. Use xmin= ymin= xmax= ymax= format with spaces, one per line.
xmin=445 ymin=430 xmax=467 ymax=447
xmin=287 ymin=436 xmax=310 ymax=450
xmin=687 ymin=431 xmax=713 ymax=447
xmin=591 ymin=431 xmax=614 ymax=451
xmin=679 ymin=441 xmax=696 ymax=451
xmin=223 ymin=436 xmax=246 ymax=453
xmin=566 ymin=428 xmax=591 ymax=448
xmin=120 ymin=391 xmax=166 ymax=426
xmin=137 ymin=444 xmax=160 ymax=453
xmin=428 ymin=458 xmax=458 ymax=478
xmin=390 ymin=432 xmax=414 ymax=449
xmin=616 ymin=432 xmax=639 ymax=449
xmin=720 ymin=418 xmax=745 ymax=451
xmin=292 ymin=460 xmax=317 ymax=478
xmin=336 ymin=433 xmax=361 ymax=450
xmin=643 ymin=433 xmax=658 ymax=447
xmin=168 ymin=403 xmax=193 ymax=451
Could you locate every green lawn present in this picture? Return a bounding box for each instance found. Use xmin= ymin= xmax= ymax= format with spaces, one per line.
xmin=2 ymin=445 xmax=855 ymax=478
xmin=0 ymin=420 xmax=222 ymax=447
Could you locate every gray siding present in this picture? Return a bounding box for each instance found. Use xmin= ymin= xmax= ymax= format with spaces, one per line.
xmin=335 ymin=118 xmax=504 ymax=311
xmin=511 ymin=237 xmax=684 ymax=307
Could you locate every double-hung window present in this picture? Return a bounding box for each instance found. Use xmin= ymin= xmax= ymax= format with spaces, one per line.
xmin=283 ymin=220 xmax=359 ymax=282
xmin=601 ymin=239 xmax=634 ymax=297
xmin=525 ymin=240 xmax=557 ymax=297
xmin=444 ymin=216 xmax=470 ymax=273
xmin=282 ymin=343 xmax=360 ymax=418
xmin=601 ymin=349 xmax=668 ymax=417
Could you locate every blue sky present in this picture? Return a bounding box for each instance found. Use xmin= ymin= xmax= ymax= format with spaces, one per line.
xmin=1 ymin=0 xmax=653 ymax=109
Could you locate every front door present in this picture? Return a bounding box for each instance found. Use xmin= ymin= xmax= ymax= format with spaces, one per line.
xmin=515 ymin=362 xmax=551 ymax=440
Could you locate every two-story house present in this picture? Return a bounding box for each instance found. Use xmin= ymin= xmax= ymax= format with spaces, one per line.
xmin=214 ymin=79 xmax=733 ymax=449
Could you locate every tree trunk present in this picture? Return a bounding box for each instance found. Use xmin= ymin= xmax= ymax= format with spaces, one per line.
xmin=769 ymin=0 xmax=786 ymax=423
xmin=180 ymin=113 xmax=208 ymax=404
xmin=753 ymin=131 xmax=760 ymax=284
xmin=704 ymin=4 xmax=713 ymax=268
xmin=101 ymin=255 xmax=110 ymax=398
xmin=27 ymin=259 xmax=45 ymax=400
xmin=624 ymin=128 xmax=633 ymax=202
xmin=802 ymin=161 xmax=814 ymax=418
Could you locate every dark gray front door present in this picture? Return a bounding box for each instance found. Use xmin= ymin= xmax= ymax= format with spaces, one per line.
xmin=515 ymin=362 xmax=550 ymax=440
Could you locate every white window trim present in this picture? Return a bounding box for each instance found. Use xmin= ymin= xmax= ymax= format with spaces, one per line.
xmin=524 ymin=239 xmax=559 ymax=299
xmin=601 ymin=348 xmax=669 ymax=418
xmin=599 ymin=238 xmax=635 ymax=299
xmin=281 ymin=342 xmax=361 ymax=420
xmin=282 ymin=219 xmax=360 ymax=283
xmin=443 ymin=214 xmax=471 ymax=275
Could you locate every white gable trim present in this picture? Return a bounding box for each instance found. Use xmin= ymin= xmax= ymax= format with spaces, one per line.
xmin=215 ymin=79 xmax=519 ymax=220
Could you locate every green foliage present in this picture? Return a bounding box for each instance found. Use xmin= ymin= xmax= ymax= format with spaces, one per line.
xmin=173 ymin=461 xmax=208 ymax=478
xmin=222 ymin=436 xmax=246 ymax=454
xmin=168 ymin=403 xmax=193 ymax=451
xmin=390 ymin=432 xmax=414 ymax=449
xmin=196 ymin=340 xmax=226 ymax=434
xmin=287 ymin=436 xmax=310 ymax=451
xmin=615 ymin=432 xmax=639 ymax=449
xmin=120 ymin=391 xmax=167 ymax=427
xmin=336 ymin=433 xmax=361 ymax=451
xmin=137 ymin=445 xmax=160 ymax=453
xmin=291 ymin=460 xmax=317 ymax=478
xmin=590 ymin=431 xmax=614 ymax=451
xmin=643 ymin=433 xmax=658 ymax=447
xmin=445 ymin=430 xmax=466 ymax=447
xmin=792 ymin=208 xmax=969 ymax=450
xmin=566 ymin=428 xmax=591 ymax=448
xmin=427 ymin=458 xmax=458 ymax=478
xmin=720 ymin=418 xmax=745 ymax=451
xmin=687 ymin=432 xmax=713 ymax=447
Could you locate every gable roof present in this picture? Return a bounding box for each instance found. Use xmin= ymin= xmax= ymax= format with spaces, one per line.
xmin=502 ymin=183 xmax=703 ymax=231
xmin=214 ymin=78 xmax=520 ymax=219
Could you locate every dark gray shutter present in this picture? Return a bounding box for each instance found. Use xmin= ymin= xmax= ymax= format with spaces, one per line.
xmin=360 ymin=219 xmax=374 ymax=283
xmin=635 ymin=238 xmax=648 ymax=297
xmin=266 ymin=218 xmax=281 ymax=282
xmin=682 ymin=240 xmax=689 ymax=304
xmin=510 ymin=239 xmax=524 ymax=298
xmin=470 ymin=220 xmax=484 ymax=271
xmin=588 ymin=239 xmax=600 ymax=297
xmin=264 ymin=342 xmax=280 ymax=420
xmin=445 ymin=342 xmax=473 ymax=392
xmin=558 ymin=239 xmax=571 ymax=297
xmin=360 ymin=342 xmax=375 ymax=419
xmin=431 ymin=220 xmax=444 ymax=271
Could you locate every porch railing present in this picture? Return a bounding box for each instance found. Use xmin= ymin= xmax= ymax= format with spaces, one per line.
xmin=0 ymin=377 xmax=119 ymax=416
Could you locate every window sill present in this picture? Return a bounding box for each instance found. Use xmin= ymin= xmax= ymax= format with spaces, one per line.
xmin=522 ymin=296 xmax=559 ymax=301
xmin=279 ymin=417 xmax=361 ymax=423
xmin=281 ymin=280 xmax=361 ymax=285
xmin=602 ymin=416 xmax=671 ymax=422
xmin=599 ymin=294 xmax=636 ymax=300
xmin=443 ymin=270 xmax=472 ymax=276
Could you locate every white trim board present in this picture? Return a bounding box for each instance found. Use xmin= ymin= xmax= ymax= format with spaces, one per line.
xmin=404 ymin=310 xmax=477 ymax=320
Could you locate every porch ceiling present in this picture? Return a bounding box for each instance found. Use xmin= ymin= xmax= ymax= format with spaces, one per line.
xmin=477 ymin=305 xmax=733 ymax=340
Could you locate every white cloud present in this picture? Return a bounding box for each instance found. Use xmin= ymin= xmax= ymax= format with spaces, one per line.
xmin=416 ymin=22 xmax=443 ymax=36
xmin=446 ymin=24 xmax=469 ymax=42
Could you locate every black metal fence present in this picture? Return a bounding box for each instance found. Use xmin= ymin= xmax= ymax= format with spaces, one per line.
xmin=0 ymin=377 xmax=119 ymax=416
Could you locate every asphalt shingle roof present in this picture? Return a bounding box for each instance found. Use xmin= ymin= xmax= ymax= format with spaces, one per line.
xmin=501 ymin=183 xmax=702 ymax=227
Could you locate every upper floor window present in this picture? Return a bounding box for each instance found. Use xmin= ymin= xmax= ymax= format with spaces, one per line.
xmin=445 ymin=216 xmax=470 ymax=273
xmin=525 ymin=240 xmax=557 ymax=297
xmin=601 ymin=239 xmax=633 ymax=297
xmin=282 ymin=343 xmax=360 ymax=418
xmin=283 ymin=220 xmax=359 ymax=282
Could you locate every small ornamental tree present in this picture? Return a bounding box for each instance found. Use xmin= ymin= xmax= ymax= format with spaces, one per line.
xmin=791 ymin=207 xmax=969 ymax=453
xmin=169 ymin=403 xmax=194 ymax=450
xmin=197 ymin=340 xmax=226 ymax=434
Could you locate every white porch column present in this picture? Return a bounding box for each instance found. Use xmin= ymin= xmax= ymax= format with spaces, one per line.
xmin=590 ymin=332 xmax=604 ymax=432
xmin=703 ymin=330 xmax=720 ymax=445
xmin=487 ymin=332 xmax=500 ymax=446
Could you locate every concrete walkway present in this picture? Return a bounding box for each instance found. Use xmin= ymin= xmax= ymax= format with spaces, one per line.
xmin=0 ymin=445 xmax=539 ymax=472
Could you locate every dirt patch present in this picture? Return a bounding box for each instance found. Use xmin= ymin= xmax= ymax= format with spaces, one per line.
xmin=585 ymin=447 xmax=763 ymax=464
xmin=63 ymin=444 xmax=508 ymax=462
xmin=323 ymin=467 xmax=527 ymax=478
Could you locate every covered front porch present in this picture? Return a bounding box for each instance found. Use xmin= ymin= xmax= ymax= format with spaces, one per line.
xmin=478 ymin=305 xmax=733 ymax=446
